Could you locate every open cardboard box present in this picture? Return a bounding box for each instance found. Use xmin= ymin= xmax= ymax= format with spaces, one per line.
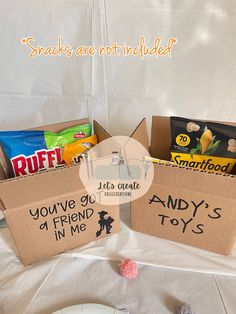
xmin=131 ymin=116 xmax=236 ymax=255
xmin=0 ymin=118 xmax=120 ymax=265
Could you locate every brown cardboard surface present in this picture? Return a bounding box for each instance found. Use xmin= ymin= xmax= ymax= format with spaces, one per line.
xmin=0 ymin=164 xmax=85 ymax=210
xmin=4 ymin=190 xmax=119 ymax=265
xmin=130 ymin=118 xmax=149 ymax=152
xmin=131 ymin=164 xmax=236 ymax=255
xmin=0 ymin=161 xmax=7 ymax=181
xmin=93 ymin=120 xmax=120 ymax=157
xmin=0 ymin=119 xmax=120 ymax=265
xmin=151 ymin=163 xmax=236 ymax=200
xmin=131 ymin=116 xmax=236 ymax=255
xmin=150 ymin=116 xmax=171 ymax=160
xmin=0 ymin=145 xmax=13 ymax=179
xmin=94 ymin=120 xmax=111 ymax=142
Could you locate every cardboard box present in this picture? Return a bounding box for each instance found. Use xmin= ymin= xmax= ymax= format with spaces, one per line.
xmin=131 ymin=116 xmax=236 ymax=255
xmin=0 ymin=119 xmax=120 ymax=265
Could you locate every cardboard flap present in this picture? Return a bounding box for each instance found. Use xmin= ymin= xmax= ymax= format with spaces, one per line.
xmin=93 ymin=120 xmax=122 ymax=158
xmin=0 ymin=145 xmax=14 ymax=179
xmin=0 ymin=158 xmax=8 ymax=180
xmin=0 ymin=198 xmax=6 ymax=212
xmin=0 ymin=164 xmax=86 ymax=210
xmin=130 ymin=118 xmax=149 ymax=152
xmin=93 ymin=120 xmax=111 ymax=142
xmin=150 ymin=116 xmax=171 ymax=160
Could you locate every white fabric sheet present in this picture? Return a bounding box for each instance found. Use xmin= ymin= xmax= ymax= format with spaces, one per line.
xmin=0 ymin=254 xmax=232 ymax=314
xmin=1 ymin=207 xmax=236 ymax=314
xmin=2 ymin=205 xmax=236 ymax=278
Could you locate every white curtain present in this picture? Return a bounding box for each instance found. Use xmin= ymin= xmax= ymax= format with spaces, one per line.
xmin=0 ymin=0 xmax=235 ymax=135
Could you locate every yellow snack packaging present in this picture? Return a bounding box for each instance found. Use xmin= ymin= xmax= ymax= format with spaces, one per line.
xmin=63 ymin=135 xmax=97 ymax=165
xmin=170 ymin=117 xmax=236 ymax=174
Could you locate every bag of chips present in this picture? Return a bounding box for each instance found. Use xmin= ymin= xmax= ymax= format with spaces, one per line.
xmin=170 ymin=117 xmax=236 ymax=173
xmin=0 ymin=123 xmax=92 ymax=177
xmin=62 ymin=135 xmax=97 ymax=165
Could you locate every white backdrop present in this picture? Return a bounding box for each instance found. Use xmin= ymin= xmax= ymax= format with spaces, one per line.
xmin=1 ymin=2 xmax=236 ymax=313
xmin=0 ymin=0 xmax=235 ymax=134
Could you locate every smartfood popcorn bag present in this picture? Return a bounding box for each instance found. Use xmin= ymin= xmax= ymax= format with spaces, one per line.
xmin=170 ymin=117 xmax=236 ymax=173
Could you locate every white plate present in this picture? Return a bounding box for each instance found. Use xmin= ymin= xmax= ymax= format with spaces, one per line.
xmin=52 ymin=304 xmax=128 ymax=314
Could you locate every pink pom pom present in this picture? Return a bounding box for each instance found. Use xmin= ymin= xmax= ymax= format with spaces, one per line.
xmin=119 ymin=259 xmax=138 ymax=279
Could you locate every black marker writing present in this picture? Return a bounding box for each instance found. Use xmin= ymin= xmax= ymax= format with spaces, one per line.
xmin=208 ymin=208 xmax=222 ymax=219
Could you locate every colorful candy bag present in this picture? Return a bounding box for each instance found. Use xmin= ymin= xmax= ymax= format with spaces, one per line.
xmin=63 ymin=135 xmax=97 ymax=165
xmin=0 ymin=123 xmax=92 ymax=177
xmin=170 ymin=117 xmax=236 ymax=173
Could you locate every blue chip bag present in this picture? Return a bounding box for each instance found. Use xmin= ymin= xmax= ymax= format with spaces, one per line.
xmin=0 ymin=123 xmax=92 ymax=177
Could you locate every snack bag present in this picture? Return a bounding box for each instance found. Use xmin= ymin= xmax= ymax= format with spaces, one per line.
xmin=170 ymin=117 xmax=236 ymax=173
xmin=0 ymin=123 xmax=92 ymax=177
xmin=63 ymin=135 xmax=97 ymax=165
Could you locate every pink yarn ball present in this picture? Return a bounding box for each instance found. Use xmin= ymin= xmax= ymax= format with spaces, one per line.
xmin=119 ymin=259 xmax=138 ymax=279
